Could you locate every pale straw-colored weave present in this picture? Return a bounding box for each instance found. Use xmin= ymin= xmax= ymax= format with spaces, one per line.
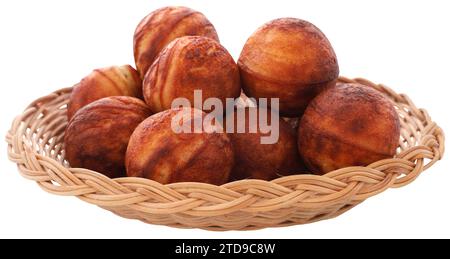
xmin=6 ymin=77 xmax=444 ymax=230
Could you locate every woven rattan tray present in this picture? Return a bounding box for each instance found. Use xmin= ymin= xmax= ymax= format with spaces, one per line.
xmin=6 ymin=77 xmax=444 ymax=230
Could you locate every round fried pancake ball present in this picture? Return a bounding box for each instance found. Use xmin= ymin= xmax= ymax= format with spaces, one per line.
xmin=226 ymin=107 xmax=304 ymax=181
xmin=65 ymin=96 xmax=151 ymax=178
xmin=143 ymin=36 xmax=241 ymax=113
xmin=238 ymin=18 xmax=339 ymax=117
xmin=298 ymin=83 xmax=400 ymax=174
xmin=67 ymin=65 xmax=142 ymax=120
xmin=126 ymin=107 xmax=234 ymax=185
xmin=134 ymin=6 xmax=219 ymax=78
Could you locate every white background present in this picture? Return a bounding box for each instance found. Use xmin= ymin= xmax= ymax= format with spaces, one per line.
xmin=1 ymin=0 xmax=449 ymax=238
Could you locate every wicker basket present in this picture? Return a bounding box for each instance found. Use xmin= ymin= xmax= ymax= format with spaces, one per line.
xmin=6 ymin=77 xmax=444 ymax=231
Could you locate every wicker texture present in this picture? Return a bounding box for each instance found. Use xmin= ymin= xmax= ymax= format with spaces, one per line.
xmin=6 ymin=77 xmax=444 ymax=230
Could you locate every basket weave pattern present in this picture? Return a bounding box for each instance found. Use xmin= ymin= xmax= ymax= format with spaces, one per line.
xmin=6 ymin=77 xmax=444 ymax=230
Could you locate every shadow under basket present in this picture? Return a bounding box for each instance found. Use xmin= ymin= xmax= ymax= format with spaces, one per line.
xmin=6 ymin=77 xmax=445 ymax=231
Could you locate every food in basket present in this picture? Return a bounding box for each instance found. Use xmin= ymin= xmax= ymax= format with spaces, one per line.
xmin=65 ymin=10 xmax=399 ymax=182
xmin=134 ymin=6 xmax=219 ymax=78
xmin=298 ymin=83 xmax=400 ymax=174
xmin=143 ymin=36 xmax=241 ymax=113
xmin=125 ymin=107 xmax=234 ymax=184
xmin=226 ymin=107 xmax=304 ymax=180
xmin=238 ymin=18 xmax=339 ymax=117
xmin=6 ymin=5 xmax=444 ymax=231
xmin=65 ymin=96 xmax=151 ymax=178
xmin=67 ymin=65 xmax=142 ymax=120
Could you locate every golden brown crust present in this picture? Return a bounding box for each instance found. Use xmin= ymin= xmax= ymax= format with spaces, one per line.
xmin=64 ymin=96 xmax=151 ymax=178
xmin=125 ymin=107 xmax=234 ymax=185
xmin=226 ymin=107 xmax=305 ymax=181
xmin=298 ymin=83 xmax=400 ymax=174
xmin=238 ymin=18 xmax=339 ymax=117
xmin=67 ymin=65 xmax=142 ymax=120
xmin=133 ymin=6 xmax=219 ymax=79
xmin=143 ymin=36 xmax=241 ymax=113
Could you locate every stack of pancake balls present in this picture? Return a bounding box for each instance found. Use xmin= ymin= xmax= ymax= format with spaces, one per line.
xmin=64 ymin=6 xmax=400 ymax=185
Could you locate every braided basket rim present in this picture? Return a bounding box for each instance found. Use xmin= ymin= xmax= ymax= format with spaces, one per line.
xmin=5 ymin=77 xmax=445 ymax=231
